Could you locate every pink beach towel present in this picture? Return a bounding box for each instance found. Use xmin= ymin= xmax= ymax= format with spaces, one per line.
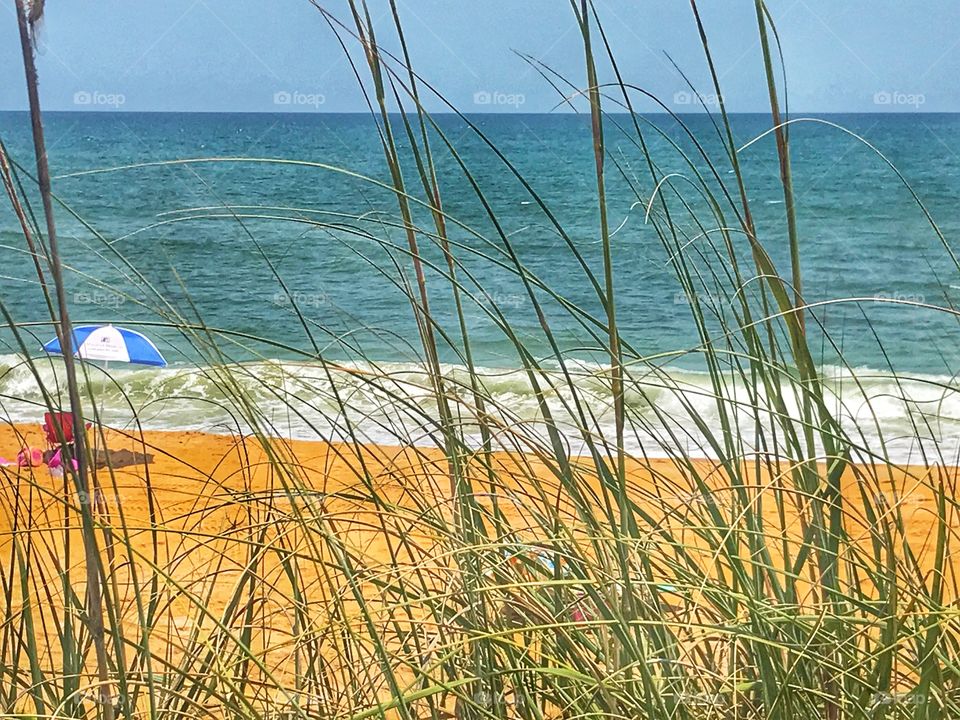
xmin=47 ymin=448 xmax=78 ymax=472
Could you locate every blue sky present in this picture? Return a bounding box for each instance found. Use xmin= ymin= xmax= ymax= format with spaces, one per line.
xmin=1 ymin=0 xmax=957 ymax=113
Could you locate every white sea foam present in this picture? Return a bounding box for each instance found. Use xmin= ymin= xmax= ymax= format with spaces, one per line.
xmin=1 ymin=353 xmax=958 ymax=464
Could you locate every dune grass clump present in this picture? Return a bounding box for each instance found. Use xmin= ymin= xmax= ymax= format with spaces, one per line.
xmin=0 ymin=1 xmax=959 ymax=718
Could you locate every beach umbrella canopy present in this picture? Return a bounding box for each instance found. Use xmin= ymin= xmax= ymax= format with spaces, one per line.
xmin=42 ymin=324 xmax=167 ymax=367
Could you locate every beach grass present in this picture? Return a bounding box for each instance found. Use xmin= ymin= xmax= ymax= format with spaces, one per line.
xmin=1 ymin=0 xmax=959 ymax=718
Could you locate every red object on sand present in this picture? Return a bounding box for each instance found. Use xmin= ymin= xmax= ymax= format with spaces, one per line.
xmin=43 ymin=412 xmax=75 ymax=444
xmin=42 ymin=412 xmax=90 ymax=445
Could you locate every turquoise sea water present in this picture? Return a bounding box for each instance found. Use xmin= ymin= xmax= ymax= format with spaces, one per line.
xmin=1 ymin=111 xmax=959 ymax=458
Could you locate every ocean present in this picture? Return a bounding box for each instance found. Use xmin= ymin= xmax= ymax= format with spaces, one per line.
xmin=1 ymin=111 xmax=959 ymax=461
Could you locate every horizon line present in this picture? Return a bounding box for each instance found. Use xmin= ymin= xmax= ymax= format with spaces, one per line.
xmin=0 ymin=109 xmax=957 ymax=116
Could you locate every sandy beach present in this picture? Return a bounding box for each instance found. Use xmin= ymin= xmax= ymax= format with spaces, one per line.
xmin=3 ymin=425 xmax=953 ymax=569
xmin=0 ymin=423 xmax=956 ymax=712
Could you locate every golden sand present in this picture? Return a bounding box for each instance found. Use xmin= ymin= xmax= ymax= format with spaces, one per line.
xmin=0 ymin=424 xmax=956 ymax=713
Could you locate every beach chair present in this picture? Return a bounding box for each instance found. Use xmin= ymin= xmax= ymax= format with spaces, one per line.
xmin=43 ymin=412 xmax=77 ymax=446
xmin=43 ymin=412 xmax=153 ymax=471
xmin=42 ymin=412 xmax=90 ymax=462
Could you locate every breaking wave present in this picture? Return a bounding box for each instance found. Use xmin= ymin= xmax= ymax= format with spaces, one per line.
xmin=1 ymin=353 xmax=959 ymax=464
